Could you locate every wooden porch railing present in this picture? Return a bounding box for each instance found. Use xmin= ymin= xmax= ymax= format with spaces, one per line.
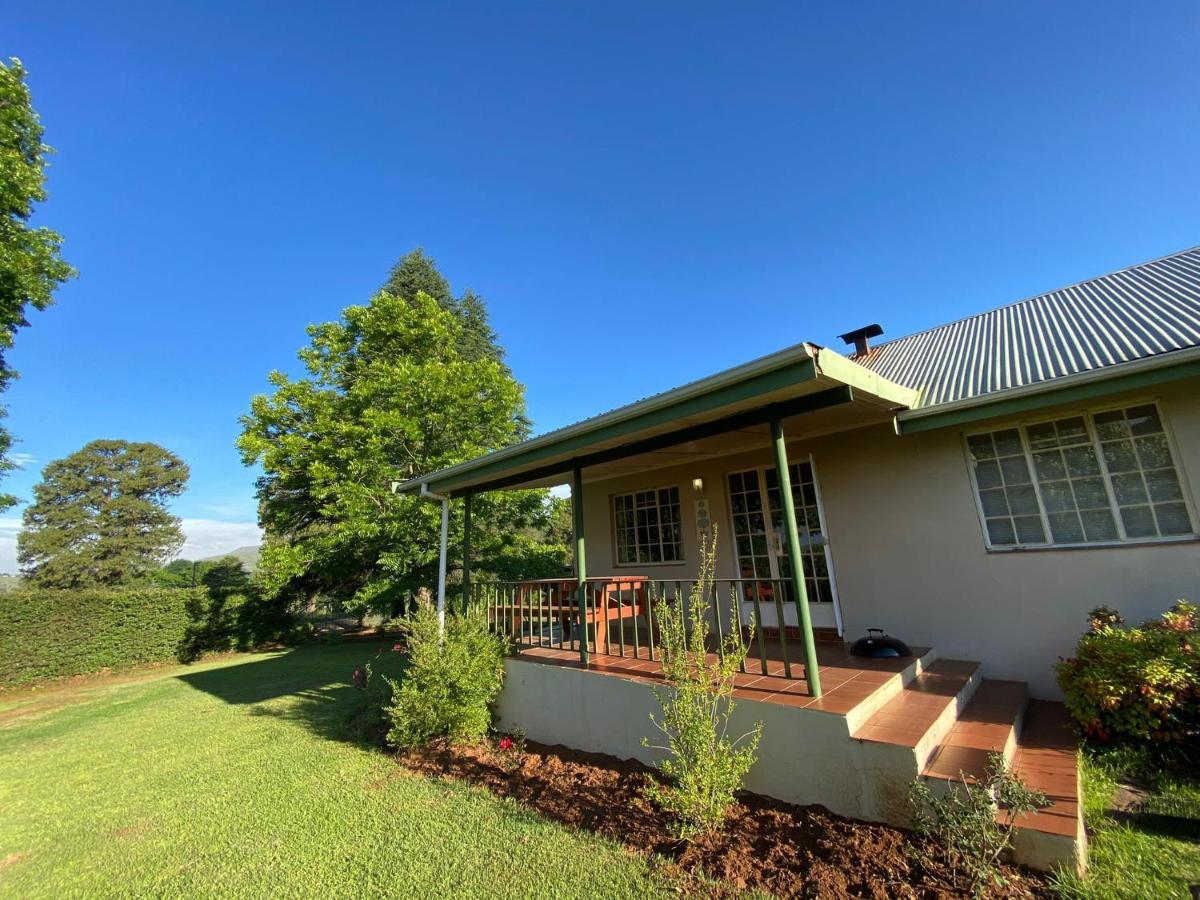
xmin=465 ymin=576 xmax=816 ymax=682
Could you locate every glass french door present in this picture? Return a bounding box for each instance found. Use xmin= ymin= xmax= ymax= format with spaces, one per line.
xmin=726 ymin=459 xmax=839 ymax=631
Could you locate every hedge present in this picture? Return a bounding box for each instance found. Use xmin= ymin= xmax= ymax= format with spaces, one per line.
xmin=0 ymin=587 xmax=298 ymax=687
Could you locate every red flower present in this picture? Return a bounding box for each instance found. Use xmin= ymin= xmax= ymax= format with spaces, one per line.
xmin=392 ymin=643 xmax=403 ymax=652
xmin=498 ymin=737 xmax=514 ymax=751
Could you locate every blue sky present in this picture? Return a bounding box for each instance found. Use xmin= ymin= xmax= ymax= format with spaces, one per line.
xmin=2 ymin=1 xmax=1198 ymax=568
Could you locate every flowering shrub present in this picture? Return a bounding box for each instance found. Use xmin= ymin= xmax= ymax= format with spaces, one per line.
xmin=1087 ymin=606 xmax=1125 ymax=633
xmin=493 ymin=729 xmax=526 ymax=772
xmin=1056 ymin=601 xmax=1199 ymax=744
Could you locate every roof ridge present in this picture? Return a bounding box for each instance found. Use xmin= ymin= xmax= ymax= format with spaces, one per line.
xmin=866 ymin=243 xmax=1200 ymax=356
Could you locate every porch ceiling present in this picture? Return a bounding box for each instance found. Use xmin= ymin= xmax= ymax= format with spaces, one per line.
xmin=397 ymin=344 xmax=917 ymax=497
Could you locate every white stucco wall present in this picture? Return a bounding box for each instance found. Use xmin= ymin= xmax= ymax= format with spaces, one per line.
xmin=579 ymin=378 xmax=1200 ymax=698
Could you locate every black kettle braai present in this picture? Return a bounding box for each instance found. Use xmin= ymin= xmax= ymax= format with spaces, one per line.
xmin=850 ymin=628 xmax=912 ymax=659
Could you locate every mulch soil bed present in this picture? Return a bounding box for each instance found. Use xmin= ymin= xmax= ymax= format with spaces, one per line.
xmin=395 ymin=738 xmax=1047 ymax=899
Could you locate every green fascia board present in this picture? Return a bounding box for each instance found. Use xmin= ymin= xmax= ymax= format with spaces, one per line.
xmin=896 ymin=358 xmax=1200 ymax=435
xmin=422 ymin=358 xmax=818 ymax=494
xmin=446 ymin=386 xmax=854 ymax=497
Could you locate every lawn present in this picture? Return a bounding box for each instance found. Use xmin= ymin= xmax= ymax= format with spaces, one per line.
xmin=0 ymin=641 xmax=670 ymax=899
xmin=1052 ymin=744 xmax=1200 ymax=899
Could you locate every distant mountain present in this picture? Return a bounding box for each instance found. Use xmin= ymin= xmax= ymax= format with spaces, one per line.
xmin=200 ymin=545 xmax=261 ymax=572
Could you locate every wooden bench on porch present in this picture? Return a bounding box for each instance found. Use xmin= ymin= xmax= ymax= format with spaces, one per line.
xmin=494 ymin=576 xmax=650 ymax=653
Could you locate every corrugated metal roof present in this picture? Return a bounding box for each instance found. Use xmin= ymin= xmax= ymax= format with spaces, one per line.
xmin=857 ymin=246 xmax=1200 ymax=409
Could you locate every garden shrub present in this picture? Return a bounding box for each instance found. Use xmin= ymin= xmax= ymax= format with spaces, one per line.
xmin=909 ymin=752 xmax=1048 ymax=897
xmin=643 ymin=530 xmax=762 ymax=838
xmin=1055 ymin=601 xmax=1199 ymax=744
xmin=0 ymin=587 xmax=201 ymax=685
xmin=384 ymin=597 xmax=506 ymax=749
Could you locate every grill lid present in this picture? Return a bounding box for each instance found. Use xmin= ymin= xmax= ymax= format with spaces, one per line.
xmin=850 ymin=628 xmax=912 ymax=659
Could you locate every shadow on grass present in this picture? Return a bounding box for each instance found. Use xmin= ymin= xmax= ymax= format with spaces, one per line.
xmin=176 ymin=640 xmax=405 ymax=746
xmin=1107 ymin=785 xmax=1200 ymax=842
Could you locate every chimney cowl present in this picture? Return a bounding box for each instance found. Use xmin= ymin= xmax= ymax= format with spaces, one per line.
xmin=838 ymin=324 xmax=884 ymax=358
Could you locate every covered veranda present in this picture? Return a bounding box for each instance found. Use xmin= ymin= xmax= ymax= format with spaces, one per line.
xmin=396 ymin=342 xmax=916 ymax=699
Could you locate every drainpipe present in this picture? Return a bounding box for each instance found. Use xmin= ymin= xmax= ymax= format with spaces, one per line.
xmin=420 ymin=483 xmax=451 ymax=635
xmin=573 ymin=465 xmax=588 ymax=667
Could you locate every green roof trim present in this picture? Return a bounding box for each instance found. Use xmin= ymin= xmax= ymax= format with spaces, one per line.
xmin=447 ymin=385 xmax=855 ymax=497
xmin=895 ymin=353 xmax=1200 ymax=435
xmin=420 ymin=357 xmax=816 ymax=494
xmin=399 ymin=343 xmax=916 ymax=497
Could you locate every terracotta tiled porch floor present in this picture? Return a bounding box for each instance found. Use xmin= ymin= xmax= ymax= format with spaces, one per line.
xmin=513 ymin=640 xmax=928 ymax=717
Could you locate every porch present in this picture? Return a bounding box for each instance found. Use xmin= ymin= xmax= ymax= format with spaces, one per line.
xmin=467 ymin=575 xmax=901 ymax=715
xmin=398 ymin=343 xmax=1086 ymax=873
xmin=403 ymin=343 xmax=920 ymax=700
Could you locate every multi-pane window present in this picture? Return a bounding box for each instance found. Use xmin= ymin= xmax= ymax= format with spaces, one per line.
xmin=965 ymin=403 xmax=1194 ymax=548
xmin=613 ymin=487 xmax=682 ymax=565
xmin=1092 ymin=405 xmax=1193 ymax=538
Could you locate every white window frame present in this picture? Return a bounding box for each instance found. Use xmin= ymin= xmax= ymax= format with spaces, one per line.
xmin=964 ymin=399 xmax=1198 ymax=552
xmin=610 ymin=485 xmax=685 ymax=567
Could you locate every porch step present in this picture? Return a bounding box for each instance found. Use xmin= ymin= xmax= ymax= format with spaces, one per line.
xmin=851 ymin=658 xmax=982 ymax=769
xmin=921 ymin=679 xmax=1029 ymax=788
xmin=1009 ymin=700 xmax=1086 ymax=874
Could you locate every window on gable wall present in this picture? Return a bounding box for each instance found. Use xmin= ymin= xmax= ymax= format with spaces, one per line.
xmin=965 ymin=403 xmax=1195 ymax=549
xmin=612 ymin=486 xmax=683 ymax=565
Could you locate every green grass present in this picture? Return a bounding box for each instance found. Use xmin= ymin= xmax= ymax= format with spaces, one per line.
xmin=1051 ymin=743 xmax=1200 ymax=899
xmin=0 ymin=642 xmax=670 ymax=898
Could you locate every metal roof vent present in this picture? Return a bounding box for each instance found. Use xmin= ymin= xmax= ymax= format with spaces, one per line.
xmin=838 ymin=324 xmax=883 ymax=358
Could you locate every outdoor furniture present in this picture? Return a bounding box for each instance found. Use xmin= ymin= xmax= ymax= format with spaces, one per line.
xmin=497 ymin=576 xmax=650 ymax=653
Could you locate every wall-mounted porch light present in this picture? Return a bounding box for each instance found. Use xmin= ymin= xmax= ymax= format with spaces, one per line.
xmin=692 ymin=477 xmax=704 ymax=492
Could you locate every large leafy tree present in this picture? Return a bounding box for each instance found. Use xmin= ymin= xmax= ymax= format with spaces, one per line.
xmin=239 ymin=264 xmax=564 ymax=612
xmin=0 ymin=59 xmax=75 ymax=508
xmin=18 ymin=440 xmax=189 ymax=588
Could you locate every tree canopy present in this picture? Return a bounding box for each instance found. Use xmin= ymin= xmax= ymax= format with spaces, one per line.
xmin=0 ymin=59 xmax=75 ymax=508
xmin=381 ymin=249 xmax=504 ymax=367
xmin=18 ymin=440 xmax=189 ymax=588
xmin=239 ymin=254 xmax=565 ymax=611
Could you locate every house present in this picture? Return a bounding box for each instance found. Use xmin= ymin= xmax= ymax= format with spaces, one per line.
xmin=398 ymin=245 xmax=1200 ymax=873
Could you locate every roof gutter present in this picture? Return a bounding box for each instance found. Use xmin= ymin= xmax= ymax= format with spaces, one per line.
xmin=894 ymin=345 xmax=1200 ymax=435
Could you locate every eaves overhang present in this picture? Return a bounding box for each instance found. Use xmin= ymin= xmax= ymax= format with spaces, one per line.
xmin=399 ymin=343 xmax=917 ymax=497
